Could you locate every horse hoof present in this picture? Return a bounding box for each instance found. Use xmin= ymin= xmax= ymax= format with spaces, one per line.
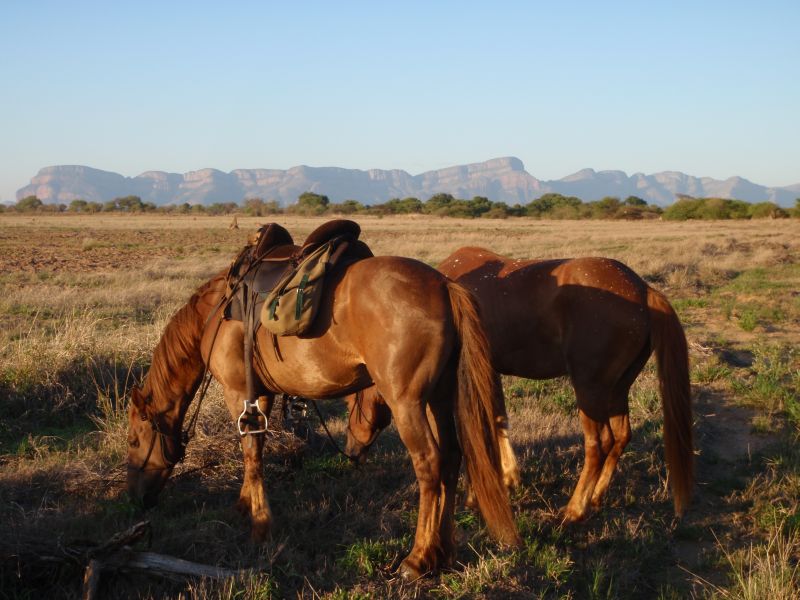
xmin=503 ymin=470 xmax=522 ymax=491
xmin=560 ymin=506 xmax=587 ymax=525
xmin=464 ymin=489 xmax=478 ymax=509
xmin=397 ymin=559 xmax=425 ymax=581
xmin=235 ymin=497 xmax=251 ymax=516
xmin=250 ymin=521 xmax=271 ymax=543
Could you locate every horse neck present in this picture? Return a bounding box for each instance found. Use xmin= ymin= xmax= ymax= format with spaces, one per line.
xmin=143 ymin=280 xmax=220 ymax=427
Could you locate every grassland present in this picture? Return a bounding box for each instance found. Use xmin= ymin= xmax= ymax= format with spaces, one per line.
xmin=1 ymin=214 xmax=798 ymax=598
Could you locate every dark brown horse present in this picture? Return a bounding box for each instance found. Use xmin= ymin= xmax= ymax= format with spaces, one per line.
xmin=126 ymin=231 xmax=519 ymax=579
xmin=345 ymin=247 xmax=693 ymax=522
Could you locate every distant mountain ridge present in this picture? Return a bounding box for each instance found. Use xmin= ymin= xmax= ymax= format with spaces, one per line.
xmin=16 ymin=158 xmax=799 ymax=207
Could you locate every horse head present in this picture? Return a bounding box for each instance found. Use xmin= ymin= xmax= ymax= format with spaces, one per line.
xmin=344 ymin=388 xmax=392 ymax=463
xmin=126 ymin=384 xmax=184 ymax=509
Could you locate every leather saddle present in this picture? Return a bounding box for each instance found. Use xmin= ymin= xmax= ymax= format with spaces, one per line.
xmin=225 ymin=219 xmax=370 ymax=322
xmin=221 ymin=219 xmax=372 ymax=427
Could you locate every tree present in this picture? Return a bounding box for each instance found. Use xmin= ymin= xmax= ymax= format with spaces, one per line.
xmin=748 ymin=202 xmax=788 ymax=219
xmin=624 ymin=195 xmax=647 ymax=206
xmin=115 ymin=195 xmax=144 ymax=212
xmin=526 ymin=193 xmax=582 ymax=217
xmin=589 ymin=196 xmax=622 ymax=218
xmin=468 ymin=196 xmax=492 ymax=217
xmin=16 ymin=195 xmax=43 ymax=212
xmin=376 ymin=197 xmax=423 ymax=214
xmin=293 ymin=192 xmax=330 ymax=215
xmin=207 ymin=202 xmax=239 ymax=215
xmin=69 ymin=199 xmax=88 ymax=212
xmin=424 ymin=193 xmax=455 ymax=214
xmin=663 ymin=197 xmax=703 ymax=220
xmin=482 ymin=202 xmax=511 ymax=219
xmin=244 ymin=197 xmax=281 ymax=216
xmin=329 ymin=199 xmax=363 ymax=214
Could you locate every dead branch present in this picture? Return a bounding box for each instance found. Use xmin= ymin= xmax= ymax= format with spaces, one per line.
xmin=76 ymin=520 xmax=250 ymax=599
xmin=1 ymin=520 xmax=250 ymax=600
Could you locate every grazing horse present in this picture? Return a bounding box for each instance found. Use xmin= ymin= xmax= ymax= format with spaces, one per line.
xmin=345 ymin=247 xmax=693 ymax=522
xmin=125 ymin=230 xmax=519 ymax=579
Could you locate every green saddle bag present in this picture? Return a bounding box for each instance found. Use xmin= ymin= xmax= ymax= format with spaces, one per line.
xmin=260 ymin=241 xmax=335 ymax=336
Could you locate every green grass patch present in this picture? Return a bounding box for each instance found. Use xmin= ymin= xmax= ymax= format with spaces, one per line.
xmin=337 ymin=536 xmax=408 ymax=577
xmin=505 ymin=376 xmax=575 ymax=415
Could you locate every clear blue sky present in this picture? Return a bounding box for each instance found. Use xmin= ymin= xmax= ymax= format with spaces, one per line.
xmin=2 ymin=0 xmax=798 ymax=202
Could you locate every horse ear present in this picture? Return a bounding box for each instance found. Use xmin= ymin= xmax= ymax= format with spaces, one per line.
xmin=131 ymin=386 xmax=146 ymax=411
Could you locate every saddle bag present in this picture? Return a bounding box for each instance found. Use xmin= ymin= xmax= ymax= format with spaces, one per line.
xmin=259 ymin=240 xmax=338 ymax=336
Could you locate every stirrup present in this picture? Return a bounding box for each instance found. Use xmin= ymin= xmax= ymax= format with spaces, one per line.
xmin=284 ymin=396 xmax=308 ymax=423
xmin=237 ymin=399 xmax=269 ymax=436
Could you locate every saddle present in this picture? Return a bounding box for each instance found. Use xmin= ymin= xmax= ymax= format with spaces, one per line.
xmin=222 ymin=220 xmax=372 ymax=432
xmin=226 ymin=219 xmax=367 ymax=322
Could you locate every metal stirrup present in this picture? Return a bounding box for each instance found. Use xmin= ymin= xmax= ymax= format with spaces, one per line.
xmin=237 ymin=399 xmax=269 ymax=436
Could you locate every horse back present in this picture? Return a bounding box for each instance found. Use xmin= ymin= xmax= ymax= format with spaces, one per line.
xmin=252 ymin=256 xmax=456 ymax=399
xmin=437 ymin=248 xmax=651 ymax=380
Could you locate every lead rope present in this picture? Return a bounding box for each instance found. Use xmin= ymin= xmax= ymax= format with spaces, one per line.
xmin=309 ymin=398 xmax=358 ymax=465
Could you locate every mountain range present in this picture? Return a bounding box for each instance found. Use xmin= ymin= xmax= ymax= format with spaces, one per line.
xmin=16 ymin=157 xmax=800 ymax=207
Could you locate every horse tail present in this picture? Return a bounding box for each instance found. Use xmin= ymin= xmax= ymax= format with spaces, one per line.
xmin=647 ymin=286 xmax=694 ymax=516
xmin=446 ymin=281 xmax=520 ymax=546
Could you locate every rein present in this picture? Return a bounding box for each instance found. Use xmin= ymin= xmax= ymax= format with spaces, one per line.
xmin=309 ymin=398 xmax=359 ymax=465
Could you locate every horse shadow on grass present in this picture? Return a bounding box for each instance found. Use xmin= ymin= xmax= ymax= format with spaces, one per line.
xmin=0 ymin=370 xmax=786 ymax=598
xmin=345 ymin=379 xmax=785 ymax=598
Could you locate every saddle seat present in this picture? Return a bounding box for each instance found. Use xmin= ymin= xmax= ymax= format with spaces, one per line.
xmin=226 ymin=219 xmax=371 ymax=320
xmin=244 ymin=219 xmax=363 ymax=294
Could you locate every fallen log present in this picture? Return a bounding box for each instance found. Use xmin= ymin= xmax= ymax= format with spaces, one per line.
xmin=77 ymin=520 xmax=251 ymax=600
xmin=0 ymin=520 xmax=250 ymax=600
xmin=83 ymin=548 xmax=245 ymax=600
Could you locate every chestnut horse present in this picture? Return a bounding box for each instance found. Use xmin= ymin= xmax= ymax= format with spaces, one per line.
xmin=345 ymin=247 xmax=693 ymax=522
xmin=126 ymin=233 xmax=518 ymax=579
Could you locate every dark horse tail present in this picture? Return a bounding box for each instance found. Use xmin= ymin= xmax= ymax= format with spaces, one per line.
xmin=447 ymin=282 xmax=520 ymax=546
xmin=647 ymin=286 xmax=694 ymax=516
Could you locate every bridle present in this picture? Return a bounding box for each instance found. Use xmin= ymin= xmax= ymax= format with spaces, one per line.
xmin=133 ymin=413 xmax=186 ymax=473
xmin=131 ymin=293 xmax=226 ymax=474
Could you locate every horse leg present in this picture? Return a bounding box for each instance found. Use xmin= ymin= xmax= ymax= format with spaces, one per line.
xmin=493 ymin=373 xmax=521 ymax=490
xmin=389 ymin=396 xmax=450 ymax=579
xmin=427 ymin=380 xmax=461 ymax=566
xmin=589 ymin=412 xmax=631 ymax=509
xmin=223 ymin=389 xmax=274 ymax=542
xmin=562 ymin=398 xmax=607 ymax=524
xmin=588 ymin=347 xmax=647 ymax=510
xmin=464 ymin=373 xmax=518 ymax=509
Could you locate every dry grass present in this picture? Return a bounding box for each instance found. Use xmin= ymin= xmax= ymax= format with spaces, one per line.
xmin=1 ymin=214 xmax=798 ymax=598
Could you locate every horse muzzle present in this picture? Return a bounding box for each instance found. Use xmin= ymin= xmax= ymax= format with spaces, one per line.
xmin=127 ymin=466 xmax=167 ymax=509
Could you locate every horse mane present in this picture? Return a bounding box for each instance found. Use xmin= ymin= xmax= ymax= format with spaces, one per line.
xmin=141 ymin=274 xmax=226 ymax=411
